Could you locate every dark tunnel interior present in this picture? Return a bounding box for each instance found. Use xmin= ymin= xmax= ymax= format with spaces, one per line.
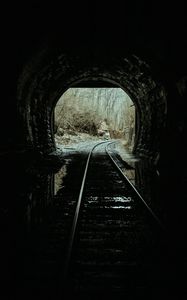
xmin=1 ymin=2 xmax=187 ymax=299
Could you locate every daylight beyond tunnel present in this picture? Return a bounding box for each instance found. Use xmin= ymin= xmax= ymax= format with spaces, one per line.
xmin=55 ymin=88 xmax=135 ymax=151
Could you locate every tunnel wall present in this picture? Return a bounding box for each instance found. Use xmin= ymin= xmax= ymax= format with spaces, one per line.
xmin=17 ymin=50 xmax=167 ymax=161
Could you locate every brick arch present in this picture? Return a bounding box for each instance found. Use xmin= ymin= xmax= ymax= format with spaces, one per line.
xmin=17 ymin=50 xmax=167 ymax=161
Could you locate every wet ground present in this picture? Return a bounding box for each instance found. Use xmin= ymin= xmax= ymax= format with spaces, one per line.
xmin=10 ymin=140 xmax=187 ymax=299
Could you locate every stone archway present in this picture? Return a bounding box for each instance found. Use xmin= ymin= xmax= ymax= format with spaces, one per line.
xmin=17 ymin=49 xmax=167 ymax=161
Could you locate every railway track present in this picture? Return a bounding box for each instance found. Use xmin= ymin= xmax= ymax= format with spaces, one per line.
xmin=22 ymin=141 xmax=172 ymax=299
xmin=59 ymin=141 xmax=165 ymax=298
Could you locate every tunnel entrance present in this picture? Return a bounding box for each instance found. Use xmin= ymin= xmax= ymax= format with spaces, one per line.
xmin=17 ymin=51 xmax=167 ymax=162
xmin=54 ymin=88 xmax=135 ymax=152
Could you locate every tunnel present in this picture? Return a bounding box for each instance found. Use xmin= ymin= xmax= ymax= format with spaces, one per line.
xmin=17 ymin=50 xmax=167 ymax=162
xmin=3 ymin=2 xmax=187 ymax=299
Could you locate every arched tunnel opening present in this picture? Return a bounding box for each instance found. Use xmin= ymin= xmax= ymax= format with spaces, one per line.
xmin=17 ymin=52 xmax=167 ymax=163
xmin=54 ymin=87 xmax=135 ymax=152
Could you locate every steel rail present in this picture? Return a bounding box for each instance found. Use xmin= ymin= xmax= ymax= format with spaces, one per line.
xmin=63 ymin=140 xmax=110 ymax=278
xmin=106 ymin=141 xmax=165 ymax=230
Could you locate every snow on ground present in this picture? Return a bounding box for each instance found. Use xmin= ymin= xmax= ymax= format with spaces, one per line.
xmin=55 ymin=132 xmax=107 ymax=152
xmin=55 ymin=131 xmax=137 ymax=164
